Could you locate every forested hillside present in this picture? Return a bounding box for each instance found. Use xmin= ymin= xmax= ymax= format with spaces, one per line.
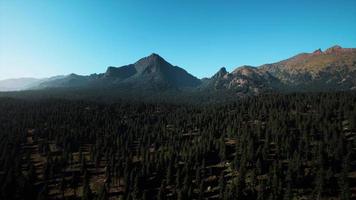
xmin=1 ymin=93 xmax=356 ymax=200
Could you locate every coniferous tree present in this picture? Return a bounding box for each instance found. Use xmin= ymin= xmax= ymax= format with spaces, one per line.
xmin=82 ymin=171 xmax=93 ymax=200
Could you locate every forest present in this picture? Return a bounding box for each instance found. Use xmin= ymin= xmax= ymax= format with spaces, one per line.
xmin=0 ymin=92 xmax=355 ymax=200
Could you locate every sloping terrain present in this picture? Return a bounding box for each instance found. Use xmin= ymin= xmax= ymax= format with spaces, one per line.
xmin=259 ymin=45 xmax=356 ymax=91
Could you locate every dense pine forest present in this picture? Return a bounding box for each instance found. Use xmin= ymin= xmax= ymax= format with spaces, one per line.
xmin=1 ymin=92 xmax=356 ymax=200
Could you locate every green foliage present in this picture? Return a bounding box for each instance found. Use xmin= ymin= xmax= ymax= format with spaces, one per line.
xmin=0 ymin=92 xmax=355 ymax=200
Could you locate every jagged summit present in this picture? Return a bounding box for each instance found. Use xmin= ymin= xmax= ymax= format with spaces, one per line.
xmin=313 ymin=48 xmax=323 ymax=55
xmin=148 ymin=53 xmax=162 ymax=58
xmin=212 ymin=67 xmax=228 ymax=79
xmin=134 ymin=53 xmax=171 ymax=74
xmin=310 ymin=45 xmax=355 ymax=55
xmin=219 ymin=67 xmax=227 ymax=73
xmin=139 ymin=53 xmax=166 ymax=63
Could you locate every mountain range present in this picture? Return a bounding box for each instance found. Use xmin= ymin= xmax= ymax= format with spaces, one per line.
xmin=1 ymin=45 xmax=355 ymax=96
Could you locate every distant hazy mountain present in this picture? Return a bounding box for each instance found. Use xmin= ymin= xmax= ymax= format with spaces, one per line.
xmin=0 ymin=76 xmax=68 ymax=91
xmin=2 ymin=46 xmax=355 ymax=96
xmin=0 ymin=78 xmax=42 ymax=91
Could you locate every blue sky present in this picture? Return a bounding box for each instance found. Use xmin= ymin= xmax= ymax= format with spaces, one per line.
xmin=0 ymin=0 xmax=356 ymax=80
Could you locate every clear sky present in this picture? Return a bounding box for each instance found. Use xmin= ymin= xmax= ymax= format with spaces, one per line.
xmin=0 ymin=0 xmax=356 ymax=80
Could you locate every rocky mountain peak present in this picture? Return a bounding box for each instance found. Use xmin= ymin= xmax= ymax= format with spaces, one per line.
xmin=313 ymin=48 xmax=323 ymax=55
xmin=133 ymin=53 xmax=171 ymax=74
xmin=212 ymin=67 xmax=228 ymax=79
xmin=219 ymin=67 xmax=227 ymax=73
xmin=146 ymin=53 xmax=165 ymax=63
xmin=325 ymin=45 xmax=343 ymax=53
xmin=232 ymin=66 xmax=257 ymax=75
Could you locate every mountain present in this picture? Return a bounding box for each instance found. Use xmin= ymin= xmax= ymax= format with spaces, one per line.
xmin=2 ymin=46 xmax=356 ymax=97
xmin=0 ymin=76 xmax=69 ymax=91
xmin=111 ymin=53 xmax=201 ymax=88
xmin=203 ymin=45 xmax=356 ymax=94
xmin=259 ymin=45 xmax=356 ymax=91
xmin=202 ymin=66 xmax=281 ymax=95
xmin=37 ymin=53 xmax=201 ymax=90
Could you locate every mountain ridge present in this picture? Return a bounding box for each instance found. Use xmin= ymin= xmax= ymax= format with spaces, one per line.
xmin=1 ymin=45 xmax=355 ymax=95
xmin=258 ymin=45 xmax=356 ymax=91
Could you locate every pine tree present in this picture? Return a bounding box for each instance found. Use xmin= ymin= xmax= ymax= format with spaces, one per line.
xmin=157 ymin=181 xmax=165 ymax=200
xmin=219 ymin=171 xmax=225 ymax=198
xmin=37 ymin=184 xmax=48 ymax=200
xmin=97 ymin=184 xmax=108 ymax=200
xmin=339 ymin=153 xmax=351 ymax=200
xmin=60 ymin=175 xmax=66 ymax=199
xmin=82 ymin=171 xmax=93 ymax=200
xmin=71 ymin=172 xmax=78 ymax=196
